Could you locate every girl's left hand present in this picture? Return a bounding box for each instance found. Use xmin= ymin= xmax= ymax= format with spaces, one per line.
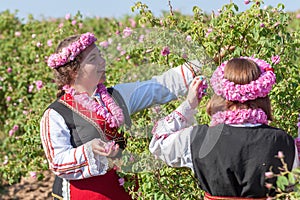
xmin=91 ymin=139 xmax=120 ymax=157
xmin=104 ymin=140 xmax=120 ymax=158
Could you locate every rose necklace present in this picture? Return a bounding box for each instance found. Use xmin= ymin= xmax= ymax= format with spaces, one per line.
xmin=63 ymin=83 xmax=124 ymax=128
xmin=210 ymin=108 xmax=268 ymax=126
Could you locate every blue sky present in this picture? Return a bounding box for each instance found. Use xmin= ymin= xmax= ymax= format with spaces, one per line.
xmin=0 ymin=0 xmax=299 ymax=20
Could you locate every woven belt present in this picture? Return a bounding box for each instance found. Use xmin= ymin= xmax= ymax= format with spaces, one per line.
xmin=204 ymin=192 xmax=267 ymax=200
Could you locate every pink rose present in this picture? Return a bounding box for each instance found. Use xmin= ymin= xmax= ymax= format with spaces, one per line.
xmin=118 ymin=178 xmax=125 ymax=186
xmin=6 ymin=96 xmax=11 ymax=102
xmin=129 ymin=18 xmax=136 ymax=28
xmin=123 ymin=27 xmax=133 ymax=38
xmin=161 ymin=46 xmax=170 ymax=56
xmin=99 ymin=41 xmax=109 ymax=48
xmin=35 ymin=80 xmax=43 ymax=90
xmin=65 ymin=13 xmax=71 ymax=20
xmin=265 ymin=183 xmax=272 ymax=189
xmin=117 ymin=44 xmax=122 ymax=51
xmin=120 ymin=50 xmax=126 ymax=56
xmin=138 ymin=35 xmax=144 ymax=43
xmin=29 ymin=171 xmax=37 ymax=179
xmin=182 ymin=53 xmax=188 ymax=59
xmin=13 ymin=125 xmax=19 ymax=131
xmin=277 ymin=151 xmax=284 ymax=159
xmin=265 ymin=172 xmax=274 ymax=178
xmin=47 ymin=39 xmax=53 ymax=47
xmin=36 ymin=42 xmax=42 ymax=47
xmin=205 ymin=28 xmax=213 ymax=37
xmin=186 ymin=35 xmax=192 ymax=42
xmin=9 ymin=130 xmax=14 ymax=137
xmin=271 ymin=55 xmax=280 ymax=65
xmin=113 ymin=165 xmax=120 ymax=171
xmin=244 ymin=0 xmax=250 ymax=5
xmin=28 ymin=84 xmax=34 ymax=93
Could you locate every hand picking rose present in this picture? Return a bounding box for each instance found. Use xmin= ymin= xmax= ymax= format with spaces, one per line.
xmin=104 ymin=140 xmax=116 ymax=153
xmin=198 ymin=76 xmax=208 ymax=99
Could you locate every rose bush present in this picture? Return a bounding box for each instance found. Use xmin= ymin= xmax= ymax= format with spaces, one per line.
xmin=0 ymin=0 xmax=299 ymax=198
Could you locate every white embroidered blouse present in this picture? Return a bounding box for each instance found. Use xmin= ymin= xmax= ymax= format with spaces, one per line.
xmin=149 ymin=100 xmax=299 ymax=171
xmin=40 ymin=62 xmax=197 ymax=180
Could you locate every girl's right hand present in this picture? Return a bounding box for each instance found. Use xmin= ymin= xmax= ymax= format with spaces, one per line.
xmin=187 ymin=76 xmax=207 ymax=109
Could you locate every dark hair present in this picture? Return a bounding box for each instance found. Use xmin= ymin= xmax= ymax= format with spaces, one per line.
xmin=206 ymin=58 xmax=273 ymax=120
xmin=53 ymin=35 xmax=82 ymax=98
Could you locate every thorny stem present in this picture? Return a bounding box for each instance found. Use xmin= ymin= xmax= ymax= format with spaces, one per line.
xmin=168 ymin=0 xmax=174 ymax=16
xmin=280 ymin=157 xmax=289 ymax=172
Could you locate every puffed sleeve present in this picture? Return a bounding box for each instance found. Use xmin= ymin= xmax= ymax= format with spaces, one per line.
xmin=40 ymin=108 xmax=109 ymax=180
xmin=113 ymin=61 xmax=200 ymax=115
xmin=149 ymin=100 xmax=197 ymax=169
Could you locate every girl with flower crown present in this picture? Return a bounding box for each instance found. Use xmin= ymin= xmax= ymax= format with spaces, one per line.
xmin=149 ymin=57 xmax=298 ymax=199
xmin=40 ymin=32 xmax=201 ymax=200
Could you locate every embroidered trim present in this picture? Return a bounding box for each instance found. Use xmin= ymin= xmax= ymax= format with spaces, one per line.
xmin=152 ymin=101 xmax=196 ymax=140
xmin=58 ymin=99 xmax=108 ymax=142
xmin=84 ymin=141 xmax=99 ymax=176
xmin=62 ymin=178 xmax=70 ymax=200
xmin=185 ymin=63 xmax=196 ymax=78
xmin=52 ymin=162 xmax=88 ymax=172
xmin=181 ymin=65 xmax=189 ymax=90
xmin=204 ymin=192 xmax=266 ymax=200
xmin=84 ymin=140 xmax=109 ymax=176
xmin=41 ymin=109 xmax=54 ymax=163
xmin=52 ymin=192 xmax=63 ymax=200
xmin=174 ymin=110 xmax=186 ymax=122
xmin=42 ymin=110 xmax=88 ymax=171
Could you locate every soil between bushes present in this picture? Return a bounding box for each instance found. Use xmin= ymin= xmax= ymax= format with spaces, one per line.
xmin=0 ymin=170 xmax=54 ymax=200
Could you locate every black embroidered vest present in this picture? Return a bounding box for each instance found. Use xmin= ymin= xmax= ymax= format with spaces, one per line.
xmin=190 ymin=124 xmax=295 ymax=198
xmin=47 ymin=87 xmax=130 ymax=199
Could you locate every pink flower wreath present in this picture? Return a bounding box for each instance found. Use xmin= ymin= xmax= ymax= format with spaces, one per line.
xmin=47 ymin=32 xmax=97 ymax=68
xmin=210 ymin=56 xmax=276 ymax=103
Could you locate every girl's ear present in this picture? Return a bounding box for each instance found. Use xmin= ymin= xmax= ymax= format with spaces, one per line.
xmin=70 ymin=69 xmax=79 ymax=82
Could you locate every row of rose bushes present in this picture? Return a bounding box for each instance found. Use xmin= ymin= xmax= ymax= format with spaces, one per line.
xmin=0 ymin=0 xmax=300 ymax=198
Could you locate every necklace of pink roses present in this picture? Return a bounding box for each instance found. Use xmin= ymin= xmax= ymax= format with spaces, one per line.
xmin=210 ymin=108 xmax=268 ymax=127
xmin=63 ymin=83 xmax=124 ymax=128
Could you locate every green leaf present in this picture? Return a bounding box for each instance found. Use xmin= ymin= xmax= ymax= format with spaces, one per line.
xmin=288 ymin=172 xmax=296 ymax=185
xmin=277 ymin=3 xmax=285 ymax=10
xmin=277 ymin=175 xmax=289 ymax=191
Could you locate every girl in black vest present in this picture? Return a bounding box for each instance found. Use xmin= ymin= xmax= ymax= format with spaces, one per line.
xmin=150 ymin=57 xmax=298 ymax=199
xmin=40 ymin=32 xmax=200 ymax=199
